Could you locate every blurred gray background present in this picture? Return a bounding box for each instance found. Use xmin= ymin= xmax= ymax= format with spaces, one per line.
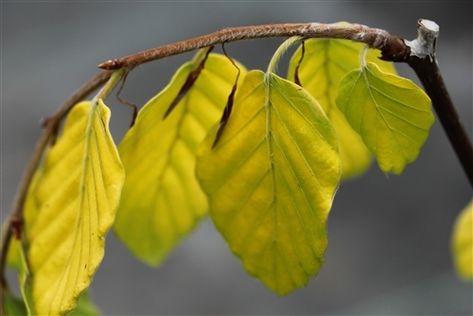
xmin=2 ymin=1 xmax=472 ymax=315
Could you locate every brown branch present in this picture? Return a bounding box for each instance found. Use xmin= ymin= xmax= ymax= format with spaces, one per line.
xmin=98 ymin=22 xmax=409 ymax=70
xmin=405 ymin=20 xmax=473 ymax=187
xmin=0 ymin=70 xmax=112 ymax=309
xmin=98 ymin=20 xmax=471 ymax=186
xmin=409 ymin=56 xmax=473 ymax=187
xmin=98 ymin=20 xmax=470 ymax=186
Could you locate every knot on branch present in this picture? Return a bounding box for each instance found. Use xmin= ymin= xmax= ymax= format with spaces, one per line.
xmin=379 ymin=36 xmax=411 ymax=62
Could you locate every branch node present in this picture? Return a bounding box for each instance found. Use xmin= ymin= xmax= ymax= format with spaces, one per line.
xmin=99 ymin=59 xmax=121 ymax=70
xmin=40 ymin=116 xmax=53 ymax=128
xmin=379 ymin=36 xmax=410 ymax=62
xmin=10 ymin=216 xmax=23 ymax=240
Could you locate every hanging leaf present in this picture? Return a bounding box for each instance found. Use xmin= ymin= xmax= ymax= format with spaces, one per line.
xmin=6 ymin=165 xmax=100 ymax=316
xmin=452 ymin=200 xmax=473 ymax=280
xmin=3 ymin=289 xmax=27 ymax=316
xmin=196 ymin=70 xmax=341 ymax=295
xmin=26 ymin=100 xmax=124 ymax=315
xmin=288 ymin=39 xmax=396 ymax=179
xmin=115 ymin=52 xmax=245 ymax=265
xmin=336 ymin=62 xmax=434 ymax=174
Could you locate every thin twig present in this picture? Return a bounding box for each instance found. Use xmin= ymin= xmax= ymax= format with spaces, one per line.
xmin=98 ymin=22 xmax=409 ymax=70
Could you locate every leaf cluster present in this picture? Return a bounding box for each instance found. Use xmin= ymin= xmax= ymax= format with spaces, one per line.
xmin=4 ymin=37 xmax=440 ymax=315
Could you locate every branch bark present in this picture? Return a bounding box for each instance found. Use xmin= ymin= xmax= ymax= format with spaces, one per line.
xmin=97 ymin=21 xmax=472 ymax=188
xmin=408 ymin=57 xmax=473 ymax=187
xmin=405 ymin=20 xmax=473 ymax=187
xmin=98 ymin=22 xmax=409 ymax=70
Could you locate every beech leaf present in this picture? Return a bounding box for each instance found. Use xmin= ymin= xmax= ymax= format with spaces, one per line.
xmin=288 ymin=39 xmax=397 ymax=179
xmin=336 ymin=62 xmax=434 ymax=174
xmin=3 ymin=290 xmax=27 ymax=316
xmin=115 ymin=52 xmax=245 ymax=265
xmin=452 ymin=200 xmax=473 ymax=280
xmin=26 ymin=100 xmax=124 ymax=315
xmin=197 ymin=70 xmax=341 ymax=295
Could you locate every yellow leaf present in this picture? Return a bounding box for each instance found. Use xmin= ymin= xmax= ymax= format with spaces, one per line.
xmin=336 ymin=63 xmax=434 ymax=174
xmin=115 ymin=53 xmax=245 ymax=265
xmin=452 ymin=200 xmax=473 ymax=280
xmin=23 ymin=168 xmax=43 ymax=242
xmin=6 ymin=234 xmax=22 ymax=272
xmin=26 ymin=100 xmax=124 ymax=315
xmin=288 ymin=39 xmax=396 ymax=179
xmin=197 ymin=70 xmax=341 ymax=295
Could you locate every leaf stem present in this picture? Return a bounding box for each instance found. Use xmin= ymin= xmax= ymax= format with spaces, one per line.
xmin=96 ymin=68 xmax=127 ymax=101
xmin=267 ymin=36 xmax=302 ymax=75
xmin=359 ymin=46 xmax=369 ymax=68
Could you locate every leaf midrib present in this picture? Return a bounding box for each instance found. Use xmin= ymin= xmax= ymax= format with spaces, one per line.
xmin=361 ymin=67 xmax=410 ymax=160
xmin=47 ymin=101 xmax=99 ymax=314
xmin=263 ymin=73 xmax=279 ymax=291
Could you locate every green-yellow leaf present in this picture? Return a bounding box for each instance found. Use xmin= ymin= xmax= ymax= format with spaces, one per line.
xmin=288 ymin=39 xmax=396 ymax=179
xmin=452 ymin=200 xmax=473 ymax=280
xmin=18 ymin=242 xmax=34 ymax=316
xmin=26 ymin=100 xmax=124 ymax=315
xmin=3 ymin=289 xmax=27 ymax=316
xmin=196 ymin=70 xmax=341 ymax=295
xmin=115 ymin=53 xmax=245 ymax=265
xmin=336 ymin=62 xmax=434 ymax=174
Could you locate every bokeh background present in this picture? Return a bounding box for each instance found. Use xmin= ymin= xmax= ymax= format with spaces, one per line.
xmin=2 ymin=1 xmax=472 ymax=315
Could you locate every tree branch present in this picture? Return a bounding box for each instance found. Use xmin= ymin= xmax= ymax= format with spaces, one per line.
xmin=98 ymin=20 xmax=472 ymax=187
xmin=405 ymin=20 xmax=473 ymax=187
xmin=98 ymin=22 xmax=409 ymax=70
xmin=1 ymin=19 xmax=472 ymax=312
